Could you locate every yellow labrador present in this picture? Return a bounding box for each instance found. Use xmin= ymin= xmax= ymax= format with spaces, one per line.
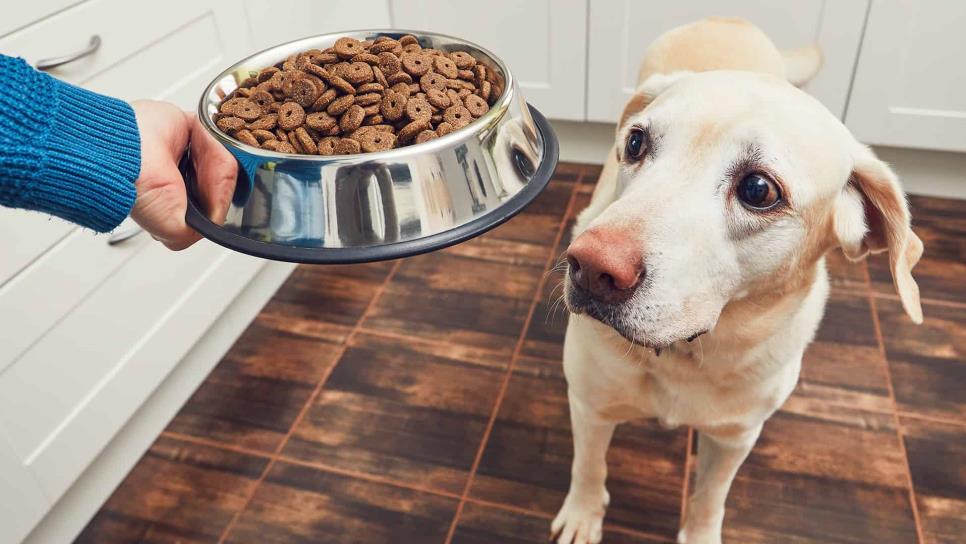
xmin=553 ymin=17 xmax=923 ymax=544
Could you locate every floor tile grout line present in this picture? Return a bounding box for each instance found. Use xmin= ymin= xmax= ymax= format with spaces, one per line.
xmin=865 ymin=265 xmax=926 ymax=544
xmin=215 ymin=261 xmax=403 ymax=544
xmin=460 ymin=498 xmax=677 ymax=543
xmin=873 ymin=291 xmax=966 ymax=310
xmin=443 ymin=171 xmax=586 ymax=544
xmin=896 ymin=410 xmax=966 ymax=429
xmin=679 ymin=426 xmax=694 ymax=529
xmin=163 ymin=427 xmax=676 ymax=542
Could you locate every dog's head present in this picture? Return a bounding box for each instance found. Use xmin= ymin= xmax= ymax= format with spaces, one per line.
xmin=565 ymin=70 xmax=923 ymax=349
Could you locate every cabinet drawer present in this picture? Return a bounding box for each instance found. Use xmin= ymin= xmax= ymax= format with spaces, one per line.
xmin=0 ymin=219 xmax=149 ymax=373
xmin=1 ymin=0 xmax=81 ymax=37
xmin=0 ymin=0 xmax=251 ymax=109
xmin=0 ymin=241 xmax=265 ymax=500
xmin=0 ymin=210 xmax=75 ymax=288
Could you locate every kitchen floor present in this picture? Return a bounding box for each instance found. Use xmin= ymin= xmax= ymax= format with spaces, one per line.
xmin=77 ymin=163 xmax=965 ymax=544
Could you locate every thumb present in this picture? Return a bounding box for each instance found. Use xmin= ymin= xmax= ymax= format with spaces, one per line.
xmin=189 ymin=115 xmax=237 ymax=225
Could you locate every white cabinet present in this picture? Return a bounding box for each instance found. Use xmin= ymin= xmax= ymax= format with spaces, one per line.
xmin=243 ymin=0 xmax=391 ymax=51
xmin=846 ymin=1 xmax=966 ymax=153
xmin=0 ymin=1 xmax=264 ymax=542
xmin=586 ymin=0 xmax=869 ymax=123
xmin=390 ymin=0 xmax=588 ymax=121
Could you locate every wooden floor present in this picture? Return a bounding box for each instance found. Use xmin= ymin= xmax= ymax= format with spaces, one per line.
xmin=78 ymin=163 xmax=966 ymax=544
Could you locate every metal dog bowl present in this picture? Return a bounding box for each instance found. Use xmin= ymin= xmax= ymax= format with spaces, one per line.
xmin=184 ymin=29 xmax=558 ymax=264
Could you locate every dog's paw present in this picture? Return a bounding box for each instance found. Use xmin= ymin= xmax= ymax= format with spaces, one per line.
xmin=677 ymin=524 xmax=722 ymax=544
xmin=550 ymin=490 xmax=609 ymax=544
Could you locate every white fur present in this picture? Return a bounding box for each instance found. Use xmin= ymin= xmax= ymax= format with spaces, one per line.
xmin=552 ymin=18 xmax=920 ymax=544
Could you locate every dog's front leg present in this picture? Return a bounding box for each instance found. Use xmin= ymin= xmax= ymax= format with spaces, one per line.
xmin=551 ymin=396 xmax=616 ymax=544
xmin=678 ymin=425 xmax=762 ymax=544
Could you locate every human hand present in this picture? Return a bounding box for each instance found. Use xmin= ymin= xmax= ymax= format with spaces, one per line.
xmin=130 ymin=100 xmax=237 ymax=250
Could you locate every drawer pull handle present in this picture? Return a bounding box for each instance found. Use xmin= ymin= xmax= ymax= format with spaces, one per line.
xmin=37 ymin=35 xmax=102 ymax=71
xmin=107 ymin=225 xmax=143 ymax=246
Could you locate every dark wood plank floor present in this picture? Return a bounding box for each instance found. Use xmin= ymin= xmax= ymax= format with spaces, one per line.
xmin=77 ymin=163 xmax=966 ymax=544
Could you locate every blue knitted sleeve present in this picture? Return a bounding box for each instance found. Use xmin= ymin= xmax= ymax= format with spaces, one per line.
xmin=0 ymin=55 xmax=141 ymax=232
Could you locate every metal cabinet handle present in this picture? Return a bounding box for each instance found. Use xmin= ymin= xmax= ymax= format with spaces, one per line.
xmin=107 ymin=224 xmax=143 ymax=246
xmin=37 ymin=35 xmax=101 ymax=71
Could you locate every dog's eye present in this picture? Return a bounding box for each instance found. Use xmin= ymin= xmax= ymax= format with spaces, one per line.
xmin=624 ymin=128 xmax=647 ymax=160
xmin=736 ymin=173 xmax=781 ymax=209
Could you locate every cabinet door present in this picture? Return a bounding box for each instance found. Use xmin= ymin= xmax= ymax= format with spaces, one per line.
xmin=586 ymin=0 xmax=868 ymax=123
xmin=390 ymin=0 xmax=588 ymax=121
xmin=0 ymin=429 xmax=49 ymax=544
xmin=243 ymin=0 xmax=392 ymax=51
xmin=846 ymin=1 xmax=966 ymax=152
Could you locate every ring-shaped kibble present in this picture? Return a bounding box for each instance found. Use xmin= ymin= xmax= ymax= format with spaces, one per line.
xmin=473 ymin=64 xmax=487 ymax=85
xmin=333 ymin=37 xmax=364 ymax=59
xmin=275 ymin=141 xmax=295 ymax=153
xmin=434 ymin=56 xmax=458 ymax=79
xmin=443 ymin=105 xmax=472 ymax=128
xmin=463 ymin=94 xmax=489 ymax=117
xmin=399 ymin=34 xmax=419 ymax=47
xmin=420 ymin=72 xmax=447 ymax=93
xmin=277 ymin=102 xmax=306 ymax=130
xmin=352 ymin=53 xmax=380 ymax=65
xmin=251 ymin=129 xmax=276 ymax=143
xmin=479 ymin=80 xmax=492 ymax=102
xmin=317 ymin=136 xmax=339 ymax=155
xmin=401 ymin=53 xmax=431 ymax=77
xmin=380 ymin=91 xmax=407 ymax=121
xmin=345 ymin=62 xmax=374 ymax=85
xmin=291 ymin=79 xmax=319 ymax=108
xmin=387 ymin=72 xmax=413 ymax=86
xmin=415 ymin=129 xmax=439 ymax=144
xmin=402 ymin=43 xmax=422 ymax=54
xmin=377 ymin=52 xmax=401 ymax=76
xmin=436 ymin=121 xmax=455 ymax=137
xmin=233 ymin=99 xmax=263 ymax=121
xmin=216 ymin=116 xmax=246 ymax=132
xmin=306 ymin=112 xmax=337 ymax=131
xmin=311 ymin=89 xmax=338 ymax=112
xmin=334 ymin=138 xmax=361 ymax=155
xmin=258 ymin=66 xmax=280 ymax=82
xmin=286 ymin=131 xmax=304 ymax=153
xmin=357 ymin=128 xmax=397 ymax=152
xmin=405 ymin=97 xmax=432 ymax=121
xmin=390 ymin=82 xmax=411 ymax=97
xmin=448 ymin=51 xmax=477 ymax=69
xmin=363 ymin=104 xmax=381 ymax=116
xmin=426 ymin=89 xmax=451 ymax=109
xmin=354 ymin=92 xmax=382 ymax=107
xmin=372 ymin=66 xmax=388 ymax=88
xmin=357 ymin=82 xmax=384 ymax=94
xmin=370 ymin=39 xmax=402 ymax=55
xmin=250 ymin=90 xmax=275 ymax=112
xmin=326 ymin=94 xmax=355 ymax=116
xmin=294 ymin=127 xmax=318 ymax=154
xmin=364 ymin=114 xmax=386 ymax=126
xmin=339 ymin=104 xmax=366 ymax=133
xmin=398 ymin=118 xmax=431 ymax=143
xmin=247 ymin=113 xmax=278 ymax=131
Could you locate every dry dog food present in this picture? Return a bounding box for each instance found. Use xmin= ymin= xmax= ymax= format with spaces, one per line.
xmin=213 ymin=34 xmax=505 ymax=155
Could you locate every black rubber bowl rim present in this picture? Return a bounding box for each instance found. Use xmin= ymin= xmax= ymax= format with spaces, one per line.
xmin=183 ymin=104 xmax=559 ymax=264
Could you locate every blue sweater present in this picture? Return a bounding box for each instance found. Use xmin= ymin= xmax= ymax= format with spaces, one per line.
xmin=0 ymin=55 xmax=141 ymax=232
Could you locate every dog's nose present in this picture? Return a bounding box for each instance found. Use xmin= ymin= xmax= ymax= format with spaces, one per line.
xmin=566 ymin=228 xmax=645 ymax=303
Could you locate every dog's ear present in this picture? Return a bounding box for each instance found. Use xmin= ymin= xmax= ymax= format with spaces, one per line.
xmin=833 ymin=144 xmax=924 ymax=323
xmin=618 ymin=71 xmax=692 ymax=129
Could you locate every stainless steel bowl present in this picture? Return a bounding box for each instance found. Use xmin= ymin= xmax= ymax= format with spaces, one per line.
xmin=184 ymin=29 xmax=558 ymax=264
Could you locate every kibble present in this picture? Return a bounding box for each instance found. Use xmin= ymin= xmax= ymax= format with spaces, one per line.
xmin=215 ymin=33 xmax=504 ymax=154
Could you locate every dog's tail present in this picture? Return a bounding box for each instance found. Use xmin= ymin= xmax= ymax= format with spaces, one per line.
xmin=782 ymin=45 xmax=824 ymax=86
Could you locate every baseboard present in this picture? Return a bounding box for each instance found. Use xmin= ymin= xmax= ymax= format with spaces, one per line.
xmin=549 ymin=120 xmax=966 ymax=200
xmin=22 ymin=261 xmax=295 ymax=544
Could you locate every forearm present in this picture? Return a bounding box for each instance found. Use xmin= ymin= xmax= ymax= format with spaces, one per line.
xmin=0 ymin=55 xmax=141 ymax=232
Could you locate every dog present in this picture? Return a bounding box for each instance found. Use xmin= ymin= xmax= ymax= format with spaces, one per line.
xmin=552 ymin=17 xmax=923 ymax=544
